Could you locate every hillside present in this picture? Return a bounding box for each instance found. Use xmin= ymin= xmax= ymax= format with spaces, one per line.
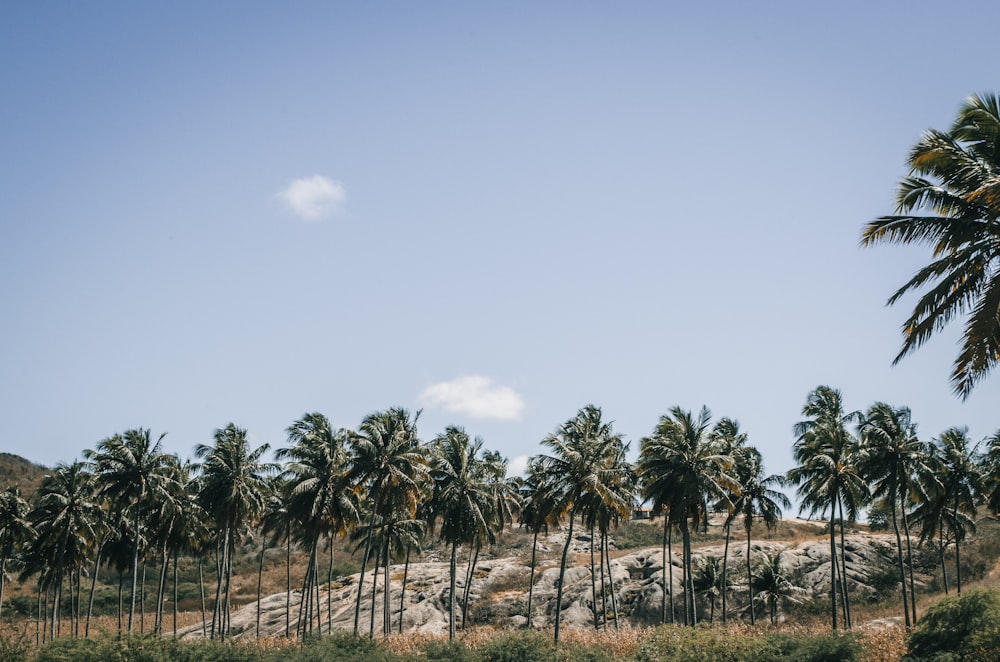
xmin=0 ymin=452 xmax=47 ymax=496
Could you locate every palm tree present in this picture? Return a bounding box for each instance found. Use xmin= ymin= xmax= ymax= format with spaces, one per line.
xmin=277 ymin=412 xmax=358 ymax=636
xmin=787 ymin=386 xmax=866 ymax=631
xmin=751 ymin=553 xmax=805 ymax=625
xmin=692 ymin=556 xmax=723 ymax=623
xmin=24 ymin=462 xmax=101 ymax=639
xmin=637 ymin=406 xmax=736 ymax=627
xmin=930 ymin=427 xmax=982 ymax=593
xmin=731 ymin=446 xmax=789 ymax=626
xmin=426 ymin=426 xmax=494 ymax=641
xmin=519 ymin=458 xmax=561 ymax=629
xmin=858 ymin=402 xmax=927 ymax=628
xmin=0 ymin=486 xmax=33 ymax=621
xmin=713 ymin=417 xmax=747 ymax=624
xmin=347 ymin=408 xmax=426 ymax=637
xmin=194 ymin=423 xmax=276 ymax=640
xmin=85 ymin=429 xmax=174 ymax=633
xmin=861 ymin=92 xmax=1000 ymax=398
xmin=534 ymin=405 xmax=629 ymax=644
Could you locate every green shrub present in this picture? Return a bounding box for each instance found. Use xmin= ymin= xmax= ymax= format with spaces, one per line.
xmin=477 ymin=630 xmax=555 ymax=662
xmin=421 ymin=639 xmax=475 ymax=662
xmin=768 ymin=632 xmax=861 ymax=662
xmin=906 ymin=589 xmax=1000 ymax=661
xmin=292 ymin=632 xmax=401 ymax=662
xmin=0 ymin=631 xmax=31 ymax=662
xmin=633 ymin=626 xmax=860 ymax=662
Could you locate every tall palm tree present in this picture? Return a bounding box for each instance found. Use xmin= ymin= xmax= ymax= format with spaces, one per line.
xmin=534 ymin=404 xmax=629 ymax=644
xmin=787 ymin=386 xmax=866 ymax=631
xmin=347 ymin=408 xmax=426 ymax=637
xmin=637 ymin=406 xmax=736 ymax=628
xmin=24 ymin=462 xmax=101 ymax=639
xmin=858 ymin=402 xmax=927 ymax=628
xmin=731 ymin=446 xmax=789 ymax=626
xmin=518 ymin=458 xmax=561 ymax=629
xmin=426 ymin=426 xmax=494 ymax=641
xmin=713 ymin=417 xmax=747 ymax=624
xmin=861 ymin=92 xmax=1000 ymax=398
xmin=277 ymin=412 xmax=358 ymax=636
xmin=85 ymin=428 xmax=174 ymax=633
xmin=930 ymin=427 xmax=982 ymax=593
xmin=194 ymin=423 xmax=276 ymax=640
xmin=0 ymin=486 xmax=33 ymax=621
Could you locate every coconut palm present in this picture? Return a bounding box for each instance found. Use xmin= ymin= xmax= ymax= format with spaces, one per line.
xmin=786 ymin=386 xmax=866 ymax=630
xmin=426 ymin=426 xmax=495 ymax=641
xmin=194 ymin=423 xmax=276 ymax=640
xmin=277 ymin=412 xmax=358 ymax=636
xmin=24 ymin=462 xmax=101 ymax=639
xmin=347 ymin=408 xmax=426 ymax=637
xmin=692 ymin=556 xmax=723 ymax=623
xmin=861 ymin=92 xmax=1000 ymax=398
xmin=713 ymin=417 xmax=747 ymax=624
xmin=637 ymin=406 xmax=736 ymax=628
xmin=519 ymin=458 xmax=562 ymax=629
xmin=85 ymin=428 xmax=174 ymax=633
xmin=731 ymin=446 xmax=789 ymax=626
xmin=751 ymin=553 xmax=805 ymax=625
xmin=0 ymin=486 xmax=33 ymax=621
xmin=858 ymin=402 xmax=928 ymax=628
xmin=534 ymin=405 xmax=630 ymax=644
xmin=930 ymin=427 xmax=982 ymax=593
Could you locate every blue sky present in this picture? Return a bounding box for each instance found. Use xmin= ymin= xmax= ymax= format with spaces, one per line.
xmin=2 ymin=2 xmax=998 ymax=493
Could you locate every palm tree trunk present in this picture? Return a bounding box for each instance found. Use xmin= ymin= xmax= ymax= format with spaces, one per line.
xmin=900 ymin=506 xmax=917 ymax=624
xmin=328 ymin=535 xmax=334 ymax=635
xmin=285 ymin=527 xmax=291 ymax=638
xmin=449 ymin=541 xmax=458 ymax=641
xmin=129 ymin=508 xmax=141 ymax=633
xmin=172 ymin=552 xmax=178 ymax=638
xmin=955 ymin=530 xmax=962 ymax=594
xmin=199 ymin=558 xmax=208 ymax=639
xmin=938 ymin=520 xmax=949 ymax=595
xmin=140 ymin=559 xmax=147 ymax=633
xmin=553 ymin=509 xmax=576 ymax=646
xmin=660 ymin=517 xmax=668 ymax=624
xmin=838 ymin=498 xmax=852 ymax=629
xmin=747 ymin=524 xmax=755 ymax=625
xmin=683 ymin=519 xmax=695 ymax=626
xmin=829 ymin=506 xmax=838 ymax=630
xmin=256 ymin=534 xmax=266 ymax=638
xmin=383 ymin=544 xmax=391 ymax=638
xmin=369 ymin=536 xmax=381 ymax=639
xmin=526 ymin=530 xmax=538 ymax=629
xmin=0 ymin=557 xmax=6 ymax=622
xmin=117 ymin=572 xmax=123 ymax=634
xmin=223 ymin=536 xmax=234 ymax=639
xmin=590 ymin=523 xmax=599 ymax=630
xmin=156 ymin=539 xmax=169 ymax=632
xmin=605 ymin=532 xmax=619 ymax=630
xmin=462 ymin=541 xmax=481 ymax=630
xmin=667 ymin=522 xmax=675 ymax=624
xmin=296 ymin=542 xmax=315 ymax=638
xmin=890 ymin=502 xmax=911 ymax=630
xmin=211 ymin=527 xmax=229 ymax=640
xmin=85 ymin=541 xmax=103 ymax=638
xmin=314 ymin=555 xmax=322 ymax=634
xmin=721 ymin=522 xmax=730 ymax=624
xmin=352 ymin=521 xmax=374 ymax=636
xmin=398 ymin=545 xmax=411 ymax=634
xmin=599 ymin=528 xmax=607 ymax=630
xmin=35 ymin=582 xmax=42 ymax=646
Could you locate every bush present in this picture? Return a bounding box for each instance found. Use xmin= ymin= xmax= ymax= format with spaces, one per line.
xmin=421 ymin=640 xmax=475 ymax=662
xmin=477 ymin=630 xmax=555 ymax=662
xmin=293 ymin=632 xmax=401 ymax=662
xmin=633 ymin=626 xmax=860 ymax=662
xmin=906 ymin=588 xmax=1000 ymax=661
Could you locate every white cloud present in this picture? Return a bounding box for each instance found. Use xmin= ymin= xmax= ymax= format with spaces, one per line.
xmin=509 ymin=455 xmax=529 ymax=477
xmin=418 ymin=376 xmax=524 ymax=421
xmin=275 ymin=175 xmax=346 ymax=220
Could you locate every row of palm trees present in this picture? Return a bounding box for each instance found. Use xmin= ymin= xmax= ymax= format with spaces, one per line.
xmin=0 ymin=389 xmax=998 ymax=645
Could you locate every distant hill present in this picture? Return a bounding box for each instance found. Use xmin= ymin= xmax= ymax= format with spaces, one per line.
xmin=0 ymin=452 xmax=48 ymax=496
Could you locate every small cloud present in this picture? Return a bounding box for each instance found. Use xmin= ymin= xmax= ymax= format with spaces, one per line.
xmin=509 ymin=455 xmax=529 ymax=477
xmin=276 ymin=175 xmax=346 ymax=220
xmin=418 ymin=376 xmax=524 ymax=421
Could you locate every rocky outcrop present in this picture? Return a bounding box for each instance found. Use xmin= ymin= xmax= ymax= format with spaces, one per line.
xmin=178 ymin=530 xmax=908 ymax=639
